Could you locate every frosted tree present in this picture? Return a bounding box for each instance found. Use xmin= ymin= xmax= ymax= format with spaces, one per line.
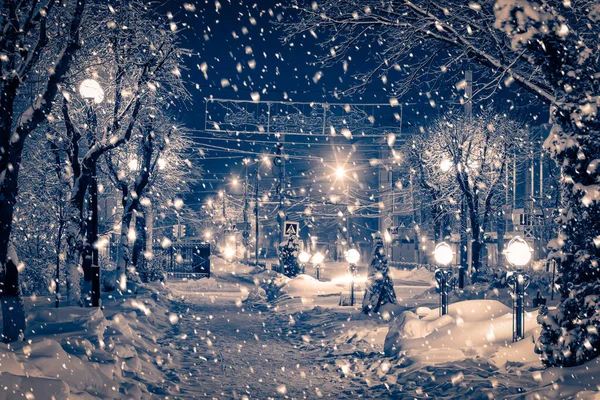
xmin=104 ymin=111 xmax=194 ymax=286
xmin=362 ymin=234 xmax=396 ymax=314
xmin=402 ymin=109 xmax=523 ymax=274
xmin=12 ymin=134 xmax=71 ymax=299
xmin=285 ymin=0 xmax=600 ymax=366
xmin=279 ymin=235 xmax=301 ymax=277
xmin=0 ymin=0 xmax=86 ymax=341
xmin=50 ymin=0 xmax=187 ymax=301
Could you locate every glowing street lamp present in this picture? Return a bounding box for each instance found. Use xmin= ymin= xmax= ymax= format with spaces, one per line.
xmin=299 ymin=251 xmax=311 ymax=274
xmin=79 ymin=78 xmax=104 ymax=308
xmin=433 ymin=242 xmax=454 ymax=266
xmin=505 ymin=236 xmax=533 ymax=267
xmin=312 ymin=252 xmax=324 ymax=280
xmin=505 ymin=236 xmax=532 ymax=342
xmin=79 ymin=78 xmax=104 ymax=104
xmin=345 ymin=249 xmax=360 ymax=306
xmin=335 ymin=166 xmax=346 ymax=180
xmin=433 ymin=242 xmax=455 ymax=316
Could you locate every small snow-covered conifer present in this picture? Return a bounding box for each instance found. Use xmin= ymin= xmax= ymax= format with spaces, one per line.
xmin=362 ymin=234 xmax=396 ymax=314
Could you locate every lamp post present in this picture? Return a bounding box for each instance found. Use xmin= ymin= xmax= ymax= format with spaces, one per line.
xmin=345 ymin=249 xmax=360 ymax=306
xmin=434 ymin=241 xmax=454 ymax=316
xmin=299 ymin=251 xmax=311 ymax=275
xmin=312 ymin=252 xmax=324 ymax=281
xmin=79 ymin=78 xmax=104 ymax=308
xmin=505 ymin=236 xmax=532 ymax=342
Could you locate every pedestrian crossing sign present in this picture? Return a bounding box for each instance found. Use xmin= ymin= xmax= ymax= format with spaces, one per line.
xmin=284 ymin=221 xmax=299 ymax=236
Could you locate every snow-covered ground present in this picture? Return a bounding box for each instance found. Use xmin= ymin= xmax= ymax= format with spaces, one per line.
xmin=1 ymin=257 xmax=599 ymax=399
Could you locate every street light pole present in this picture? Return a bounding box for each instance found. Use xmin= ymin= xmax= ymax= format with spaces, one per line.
xmin=274 ymin=142 xmax=285 ymax=247
xmin=243 ymin=160 xmax=249 ymax=264
xmin=254 ymin=162 xmax=260 ymax=266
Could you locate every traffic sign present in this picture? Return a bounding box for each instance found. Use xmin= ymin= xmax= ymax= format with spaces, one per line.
xmin=284 ymin=221 xmax=299 ymax=236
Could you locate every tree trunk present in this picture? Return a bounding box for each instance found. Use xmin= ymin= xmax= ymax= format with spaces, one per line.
xmin=115 ymin=209 xmax=133 ymax=291
xmin=132 ymin=209 xmax=147 ymax=281
xmin=1 ymin=257 xmax=25 ymax=342
xmin=0 ymin=139 xmax=27 ymax=341
xmin=469 ymin=210 xmax=483 ymax=277
xmin=64 ymin=217 xmax=83 ymax=307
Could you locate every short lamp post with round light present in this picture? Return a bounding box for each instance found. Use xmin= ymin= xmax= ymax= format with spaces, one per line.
xmin=345 ymin=249 xmax=360 ymax=306
xmin=299 ymin=251 xmax=311 ymax=274
xmin=434 ymin=242 xmax=454 ymax=316
xmin=312 ymin=252 xmax=324 ymax=281
xmin=505 ymin=236 xmax=532 ymax=342
xmin=79 ymin=79 xmax=104 ymax=308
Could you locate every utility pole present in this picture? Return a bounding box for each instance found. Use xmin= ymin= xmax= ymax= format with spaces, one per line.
xmin=221 ymin=190 xmax=227 ymax=248
xmin=243 ymin=160 xmax=249 ymax=264
xmin=254 ymin=162 xmax=260 ymax=266
xmin=274 ymin=142 xmax=285 ymax=247
xmin=345 ymin=183 xmax=351 ymax=249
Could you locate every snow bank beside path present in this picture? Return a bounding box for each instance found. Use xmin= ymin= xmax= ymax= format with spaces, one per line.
xmin=385 ymin=299 xmax=540 ymax=365
xmin=0 ymin=286 xmax=182 ymax=399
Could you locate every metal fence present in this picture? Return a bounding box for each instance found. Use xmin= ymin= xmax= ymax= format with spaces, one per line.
xmin=389 ymin=261 xmax=436 ymax=271
xmin=150 ymin=241 xmax=211 ymax=279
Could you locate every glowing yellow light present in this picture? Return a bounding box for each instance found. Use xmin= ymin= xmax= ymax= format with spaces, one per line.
xmin=505 ymin=236 xmax=532 ymax=267
xmin=312 ymin=252 xmax=324 ymax=265
xmin=345 ymin=249 xmax=360 ymax=264
xmin=79 ymin=79 xmax=104 ymax=104
xmin=434 ymin=242 xmax=454 ymax=266
xmin=335 ymin=167 xmax=346 ymax=179
xmin=299 ymin=251 xmax=311 ymax=264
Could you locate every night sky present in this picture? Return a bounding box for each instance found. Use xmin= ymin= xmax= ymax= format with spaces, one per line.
xmin=161 ymin=0 xmax=548 ymax=206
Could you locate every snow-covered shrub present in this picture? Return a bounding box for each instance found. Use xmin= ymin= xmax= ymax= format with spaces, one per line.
xmin=20 ymin=260 xmax=55 ymax=296
xmin=137 ymin=257 xmax=166 ymax=283
xmin=362 ymin=234 xmax=396 ymax=314
xmin=278 ymin=235 xmax=301 ymax=278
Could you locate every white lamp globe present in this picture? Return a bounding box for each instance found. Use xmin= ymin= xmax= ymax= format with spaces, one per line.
xmin=312 ymin=252 xmax=324 ymax=265
xmin=299 ymin=251 xmax=311 ymax=264
xmin=345 ymin=249 xmax=360 ymax=265
xmin=505 ymin=236 xmax=532 ymax=267
xmin=79 ymin=79 xmax=104 ymax=104
xmin=434 ymin=242 xmax=454 ymax=266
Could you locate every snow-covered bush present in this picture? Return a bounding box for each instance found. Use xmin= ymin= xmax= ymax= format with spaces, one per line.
xmin=21 ymin=260 xmax=55 ymax=296
xmin=278 ymin=235 xmax=301 ymax=278
xmin=362 ymin=234 xmax=397 ymax=314
xmin=137 ymin=257 xmax=166 ymax=283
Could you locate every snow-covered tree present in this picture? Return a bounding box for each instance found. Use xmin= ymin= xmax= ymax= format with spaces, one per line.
xmin=362 ymin=234 xmax=396 ymax=314
xmin=0 ymin=0 xmax=86 ymax=341
xmin=279 ymin=234 xmax=301 ymax=277
xmin=104 ymin=110 xmax=194 ymax=288
xmin=12 ymin=134 xmax=71 ymax=298
xmin=402 ymin=109 xmax=523 ymax=274
xmin=286 ymin=0 xmax=600 ymax=366
xmin=49 ymin=0 xmax=187 ymax=301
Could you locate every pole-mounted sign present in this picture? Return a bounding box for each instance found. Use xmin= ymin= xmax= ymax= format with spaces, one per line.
xmin=284 ymin=221 xmax=299 ymax=236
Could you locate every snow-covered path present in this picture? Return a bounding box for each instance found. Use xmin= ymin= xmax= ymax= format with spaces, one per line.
xmin=163 ymin=299 xmax=368 ymax=399
xmin=156 ymin=262 xmax=544 ymax=399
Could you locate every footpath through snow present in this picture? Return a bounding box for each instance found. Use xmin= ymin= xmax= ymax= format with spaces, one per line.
xmin=2 ymin=258 xmax=600 ymax=398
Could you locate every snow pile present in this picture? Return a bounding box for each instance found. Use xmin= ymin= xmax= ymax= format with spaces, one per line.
xmin=390 ymin=266 xmax=435 ymax=284
xmin=385 ymin=299 xmax=540 ymax=364
xmin=0 ymin=287 xmax=180 ymax=399
xmin=282 ymin=274 xmax=348 ymax=297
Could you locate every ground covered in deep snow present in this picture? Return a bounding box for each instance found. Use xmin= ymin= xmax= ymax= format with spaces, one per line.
xmin=2 ymin=258 xmax=600 ymax=399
